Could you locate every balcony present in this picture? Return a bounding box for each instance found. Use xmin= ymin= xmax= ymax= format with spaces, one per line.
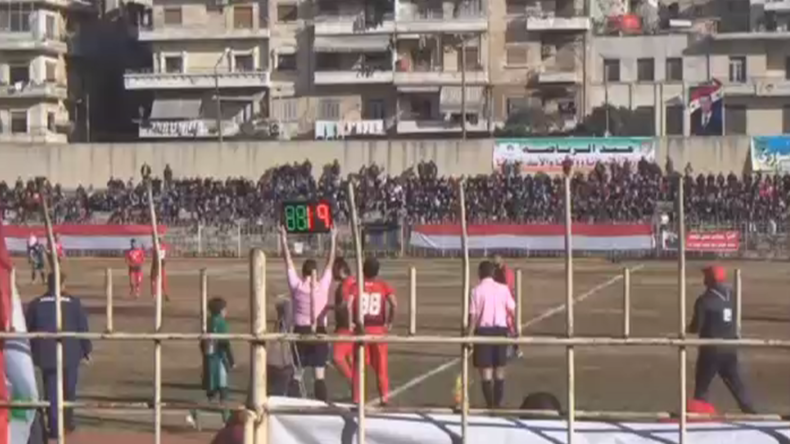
xmin=139 ymin=24 xmax=270 ymax=42
xmin=396 ymin=118 xmax=489 ymax=134
xmin=314 ymin=70 xmax=394 ymax=85
xmin=0 ymin=82 xmax=68 ymax=99
xmin=396 ymin=9 xmax=487 ymax=34
xmin=139 ymin=120 xmax=240 ymax=139
xmin=755 ymin=77 xmax=790 ymax=96
xmin=313 ymin=13 xmax=395 ymax=35
xmin=394 ymin=68 xmax=489 ymax=86
xmin=537 ymin=69 xmax=581 ymax=84
xmin=0 ymin=31 xmax=67 ymax=53
xmin=765 ymin=0 xmax=790 ymax=11
xmin=124 ymin=70 xmax=270 ymax=90
xmin=525 ymin=15 xmax=591 ymax=32
xmin=315 ymin=119 xmax=387 ymax=139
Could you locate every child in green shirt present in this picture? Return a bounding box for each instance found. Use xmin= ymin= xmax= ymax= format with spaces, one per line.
xmin=188 ymin=297 xmax=235 ymax=429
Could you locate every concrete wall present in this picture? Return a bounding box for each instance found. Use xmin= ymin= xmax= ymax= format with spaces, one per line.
xmin=0 ymin=137 xmax=753 ymax=188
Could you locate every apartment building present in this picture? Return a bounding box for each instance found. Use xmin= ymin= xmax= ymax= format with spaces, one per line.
xmin=0 ymin=0 xmax=95 ymax=143
xmin=124 ymin=0 xmax=271 ymax=138
xmin=588 ymin=18 xmax=790 ymax=136
xmin=492 ymin=0 xmax=588 ymax=130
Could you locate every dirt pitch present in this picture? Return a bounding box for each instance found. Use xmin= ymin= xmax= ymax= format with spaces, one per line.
xmin=12 ymin=256 xmax=790 ymax=443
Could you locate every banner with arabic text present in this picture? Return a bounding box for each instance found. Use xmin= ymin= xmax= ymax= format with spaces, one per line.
xmin=661 ymin=230 xmax=740 ymax=253
xmin=751 ymin=136 xmax=790 ymax=172
xmin=493 ymin=137 xmax=656 ymax=173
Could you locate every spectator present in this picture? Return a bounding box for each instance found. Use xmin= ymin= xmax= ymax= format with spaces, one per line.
xmin=25 ymin=273 xmax=91 ymax=439
xmin=519 ymin=392 xmax=562 ymax=419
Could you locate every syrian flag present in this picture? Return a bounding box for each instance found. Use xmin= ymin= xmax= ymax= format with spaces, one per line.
xmin=0 ymin=219 xmax=39 ymax=444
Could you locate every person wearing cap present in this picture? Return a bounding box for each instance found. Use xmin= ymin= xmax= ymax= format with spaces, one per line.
xmin=687 ymin=265 xmax=756 ymax=414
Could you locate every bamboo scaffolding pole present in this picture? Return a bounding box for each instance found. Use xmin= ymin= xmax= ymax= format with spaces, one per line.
xmin=105 ymin=268 xmax=113 ymax=333
xmin=623 ymin=268 xmax=630 ymax=338
xmin=563 ymin=171 xmax=575 ymax=444
xmin=144 ymin=167 xmax=164 ymax=444
xmin=515 ymin=269 xmax=523 ymax=336
xmin=409 ymin=266 xmax=417 ymax=336
xmin=735 ymin=268 xmax=742 ymax=337
xmin=347 ymin=180 xmax=366 ymax=444
xmin=458 ymin=180 xmax=470 ymax=444
xmin=41 ymin=189 xmax=65 ymax=444
xmin=677 ymin=179 xmax=687 ymax=444
xmin=250 ymin=250 xmax=268 ymax=444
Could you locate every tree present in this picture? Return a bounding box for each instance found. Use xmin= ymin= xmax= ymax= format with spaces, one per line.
xmin=578 ymin=104 xmax=655 ymax=137
xmin=496 ymin=106 xmax=566 ymax=137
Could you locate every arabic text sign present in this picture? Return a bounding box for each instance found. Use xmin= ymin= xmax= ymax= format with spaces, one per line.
xmin=493 ymin=138 xmax=656 ymax=173
xmin=686 ymin=231 xmax=740 ymax=252
xmin=751 ymin=136 xmax=790 ymax=172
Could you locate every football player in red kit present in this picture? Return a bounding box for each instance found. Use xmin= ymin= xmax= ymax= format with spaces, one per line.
xmin=150 ymin=240 xmax=170 ymax=300
xmin=125 ymin=239 xmax=145 ymax=298
xmin=348 ymin=258 xmax=397 ymax=405
xmin=330 ymin=257 xmax=367 ymax=384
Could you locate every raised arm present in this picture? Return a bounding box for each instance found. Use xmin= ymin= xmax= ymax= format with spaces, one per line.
xmin=325 ymin=227 xmax=337 ymax=277
xmin=279 ymin=225 xmax=296 ymax=272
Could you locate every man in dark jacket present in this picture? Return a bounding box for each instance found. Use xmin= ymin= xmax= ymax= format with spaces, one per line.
xmin=687 ymin=265 xmax=756 ymax=414
xmin=25 ymin=273 xmax=92 ymax=438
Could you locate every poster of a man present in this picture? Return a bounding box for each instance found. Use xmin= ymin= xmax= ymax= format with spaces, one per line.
xmin=690 ymin=80 xmax=723 ymax=136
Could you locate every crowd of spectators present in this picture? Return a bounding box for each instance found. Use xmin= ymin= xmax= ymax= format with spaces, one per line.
xmin=0 ymin=158 xmax=787 ymax=228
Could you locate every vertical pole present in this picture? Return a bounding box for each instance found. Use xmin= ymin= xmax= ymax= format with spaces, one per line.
xmin=563 ymin=173 xmax=575 ymax=444
xmin=105 ymin=268 xmax=113 ymax=332
xmin=458 ymin=180 xmax=470 ymax=444
xmin=735 ymin=268 xmax=742 ymax=338
xmin=461 ymin=35 xmax=467 ymax=140
xmin=409 ymin=266 xmax=417 ymax=336
xmin=677 ymin=178 xmax=687 ymax=444
xmin=515 ymin=269 xmax=523 ymax=336
xmin=146 ymin=179 xmax=163 ymax=444
xmin=197 ymin=224 xmax=203 ymax=256
xmin=347 ymin=181 xmax=366 ymax=444
xmin=250 ymin=249 xmax=268 ymax=444
xmin=237 ymin=223 xmax=243 ymax=258
xmin=41 ymin=192 xmax=64 ymax=444
xmin=200 ymin=269 xmax=208 ymax=334
xmin=623 ymin=267 xmax=630 ymax=338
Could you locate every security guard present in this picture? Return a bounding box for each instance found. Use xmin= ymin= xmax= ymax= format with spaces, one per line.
xmin=25 ymin=273 xmax=92 ymax=438
xmin=687 ymin=265 xmax=756 ymax=414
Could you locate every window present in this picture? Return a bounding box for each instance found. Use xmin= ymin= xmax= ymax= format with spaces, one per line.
xmin=506 ymin=46 xmax=528 ymax=66
xmin=163 ymin=7 xmax=182 ymax=25
xmin=11 ymin=111 xmax=27 ymax=133
xmin=45 ymin=15 xmax=56 ymax=39
xmin=506 ymin=0 xmax=527 ymax=14
xmin=783 ymin=106 xmax=790 ymax=133
xmin=634 ymin=106 xmax=655 ymax=136
xmin=459 ymin=47 xmax=479 ymax=70
xmin=637 ymin=58 xmax=655 ymax=82
xmin=506 ymin=20 xmax=527 ymax=43
xmin=316 ymin=53 xmax=340 ymax=70
xmin=47 ymin=112 xmax=55 ymax=131
xmin=164 ymin=56 xmax=183 ymax=73
xmin=364 ymin=99 xmax=386 ymax=120
xmin=410 ymin=97 xmax=432 ymax=119
xmin=729 ymin=56 xmax=746 ymax=83
xmin=724 ymin=104 xmax=747 ymax=134
xmin=665 ymin=104 xmax=683 ymax=135
xmin=785 ymin=57 xmax=790 ymax=80
xmin=363 ymin=53 xmax=389 ymax=69
xmin=317 ymin=0 xmax=339 ymax=15
xmin=603 ymin=59 xmax=620 ymax=82
xmin=666 ymin=58 xmax=683 ymax=82
xmin=233 ymin=5 xmax=253 ymax=29
xmin=234 ymin=54 xmax=254 ymax=71
xmin=319 ymin=99 xmax=340 ymax=120
xmin=274 ymin=98 xmax=297 ymax=121
xmin=276 ymin=54 xmax=296 ymax=71
xmin=277 ymin=4 xmax=298 ymax=22
xmin=506 ymin=97 xmax=530 ymax=117
xmin=9 ymin=65 xmax=29 ymax=84
xmin=1 ymin=9 xmax=32 ymax=32
xmin=46 ymin=62 xmax=57 ymax=82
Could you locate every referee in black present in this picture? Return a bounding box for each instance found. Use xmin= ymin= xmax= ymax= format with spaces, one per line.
xmin=687 ymin=265 xmax=756 ymax=414
xmin=469 ymin=260 xmax=516 ymax=409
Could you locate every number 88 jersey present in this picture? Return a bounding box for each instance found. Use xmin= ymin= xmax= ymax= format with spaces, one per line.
xmin=349 ymin=279 xmax=395 ymax=327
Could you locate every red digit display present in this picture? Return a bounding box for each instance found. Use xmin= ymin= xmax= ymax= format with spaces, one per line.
xmin=316 ymin=202 xmax=332 ymax=230
xmin=306 ymin=205 xmax=314 ymax=230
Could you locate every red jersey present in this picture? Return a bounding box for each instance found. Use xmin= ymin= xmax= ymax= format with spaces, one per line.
xmin=334 ymin=276 xmax=356 ymax=330
xmin=126 ymin=248 xmax=145 ymax=269
xmin=54 ymin=242 xmax=64 ymax=258
xmin=349 ymin=279 xmax=395 ymax=327
xmin=151 ymin=242 xmax=169 ymax=269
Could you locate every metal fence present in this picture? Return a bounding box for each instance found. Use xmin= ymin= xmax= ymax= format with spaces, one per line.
xmin=4 ymin=180 xmax=790 ymax=444
xmin=147 ymin=220 xmax=790 ymax=260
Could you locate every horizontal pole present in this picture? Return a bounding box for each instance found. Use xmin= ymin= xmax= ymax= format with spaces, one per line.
xmin=6 ymin=331 xmax=790 ymax=348
xmin=0 ymin=400 xmax=784 ymax=422
xmin=264 ymin=405 xmax=784 ymax=422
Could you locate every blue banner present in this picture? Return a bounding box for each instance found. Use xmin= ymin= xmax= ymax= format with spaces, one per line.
xmin=751 ymin=136 xmax=790 ymax=172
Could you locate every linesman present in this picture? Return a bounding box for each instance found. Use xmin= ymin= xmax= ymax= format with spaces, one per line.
xmin=469 ymin=260 xmax=516 ymax=409
xmin=687 ymin=265 xmax=756 ymax=414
